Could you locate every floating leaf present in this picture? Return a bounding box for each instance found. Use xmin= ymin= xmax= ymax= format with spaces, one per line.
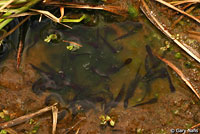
xmin=44 ymin=34 xmax=58 ymax=43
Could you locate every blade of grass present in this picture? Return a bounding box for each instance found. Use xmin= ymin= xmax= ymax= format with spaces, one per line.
xmin=0 ymin=0 xmax=14 ymax=11
xmin=0 ymin=15 xmax=30 ymax=41
xmin=0 ymin=0 xmax=27 ymax=6
xmin=0 ymin=0 xmax=41 ymax=30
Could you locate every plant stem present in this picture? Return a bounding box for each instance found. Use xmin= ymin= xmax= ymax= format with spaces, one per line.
xmin=0 ymin=0 xmax=41 ymax=30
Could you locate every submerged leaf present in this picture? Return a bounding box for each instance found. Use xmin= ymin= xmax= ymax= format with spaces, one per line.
xmin=128 ymin=5 xmax=138 ymax=18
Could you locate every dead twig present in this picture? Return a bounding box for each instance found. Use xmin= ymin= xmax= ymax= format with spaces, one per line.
xmin=4 ymin=12 xmax=39 ymax=18
xmin=171 ymin=5 xmax=196 ymax=28
xmin=188 ymin=33 xmax=200 ymax=42
xmin=191 ymin=122 xmax=200 ymax=129
xmin=29 ymin=9 xmax=72 ymax=29
xmin=154 ymin=54 xmax=200 ymax=99
xmin=170 ymin=0 xmax=200 ymax=6
xmin=43 ymin=1 xmax=128 ymax=16
xmin=171 ymin=3 xmax=194 ymax=16
xmin=188 ymin=31 xmax=200 ymax=36
xmin=52 ymin=105 xmax=58 ymax=134
xmin=75 ymin=128 xmax=80 ymax=134
xmin=16 ymin=37 xmax=23 ymax=70
xmin=155 ymin=0 xmax=200 ymax=24
xmin=4 ymin=128 xmax=18 ymax=134
xmin=140 ymin=0 xmax=200 ymax=63
xmin=65 ymin=117 xmax=86 ymax=134
xmin=0 ymin=103 xmax=57 ymax=129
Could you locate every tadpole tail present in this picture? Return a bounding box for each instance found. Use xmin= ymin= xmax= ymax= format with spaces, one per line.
xmin=165 ymin=69 xmax=176 ymax=92
xmin=113 ymin=27 xmax=136 ymax=41
xmin=99 ymin=34 xmax=118 ymax=54
xmin=124 ymin=64 xmax=142 ymax=109
xmin=105 ymin=84 xmax=126 ymax=114
xmin=145 ymin=45 xmax=160 ymax=67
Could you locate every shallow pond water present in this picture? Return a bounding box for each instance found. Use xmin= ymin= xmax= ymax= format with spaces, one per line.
xmin=0 ymin=15 xmax=199 ymax=134
xmin=21 ymin=18 xmax=176 ymax=110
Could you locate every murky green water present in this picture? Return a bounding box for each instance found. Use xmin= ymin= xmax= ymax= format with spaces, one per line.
xmin=21 ymin=18 xmax=177 ymax=113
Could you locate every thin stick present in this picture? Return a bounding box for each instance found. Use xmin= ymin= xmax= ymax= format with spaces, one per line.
xmin=154 ymin=54 xmax=200 ymax=99
xmin=0 ymin=103 xmax=57 ymax=129
xmin=0 ymin=0 xmax=40 ymax=30
xmin=140 ymin=0 xmax=200 ymax=63
xmin=65 ymin=117 xmax=86 ymax=134
xmin=30 ymin=9 xmax=72 ymax=29
xmin=0 ymin=15 xmax=30 ymax=41
xmin=58 ymin=7 xmax=64 ymax=22
xmin=16 ymin=38 xmax=23 ymax=70
xmin=191 ymin=122 xmax=200 ymax=129
xmin=62 ymin=40 xmax=83 ymax=47
xmin=188 ymin=31 xmax=200 ymax=36
xmin=171 ymin=5 xmax=196 ymax=28
xmin=155 ymin=0 xmax=200 ymax=24
xmin=75 ymin=128 xmax=80 ymax=134
xmin=4 ymin=128 xmax=18 ymax=134
xmin=43 ymin=1 xmax=127 ymax=16
xmin=170 ymin=0 xmax=200 ymax=6
xmin=52 ymin=106 xmax=58 ymax=134
xmin=0 ymin=0 xmax=14 ymax=11
xmin=4 ymin=12 xmax=39 ymax=18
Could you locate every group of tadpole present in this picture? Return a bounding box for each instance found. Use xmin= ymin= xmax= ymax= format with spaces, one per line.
xmin=29 ymin=22 xmax=176 ymax=121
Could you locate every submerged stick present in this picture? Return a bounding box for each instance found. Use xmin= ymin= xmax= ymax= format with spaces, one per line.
xmin=171 ymin=5 xmax=196 ymax=28
xmin=65 ymin=117 xmax=86 ymax=134
xmin=0 ymin=103 xmax=57 ymax=129
xmin=154 ymin=54 xmax=200 ymax=99
xmin=17 ymin=28 xmax=24 ymax=70
xmin=155 ymin=0 xmax=200 ymax=24
xmin=140 ymin=0 xmax=200 ymax=63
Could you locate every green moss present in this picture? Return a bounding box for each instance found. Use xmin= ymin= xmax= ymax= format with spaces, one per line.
xmin=128 ymin=5 xmax=138 ymax=18
xmin=174 ymin=52 xmax=182 ymax=59
xmin=185 ymin=123 xmax=193 ymax=129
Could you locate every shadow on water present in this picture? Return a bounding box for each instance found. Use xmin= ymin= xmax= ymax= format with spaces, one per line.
xmin=21 ymin=19 xmax=177 ymax=118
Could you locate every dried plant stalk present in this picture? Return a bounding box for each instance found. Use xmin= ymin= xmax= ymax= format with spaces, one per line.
xmin=155 ymin=0 xmax=200 ymax=23
xmin=140 ymin=0 xmax=200 ymax=63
